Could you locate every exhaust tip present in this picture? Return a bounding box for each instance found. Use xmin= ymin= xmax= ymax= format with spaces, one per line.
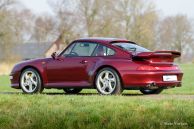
xmin=146 ymin=82 xmax=158 ymax=89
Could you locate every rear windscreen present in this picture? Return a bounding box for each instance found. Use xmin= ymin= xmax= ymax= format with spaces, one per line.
xmin=113 ymin=43 xmax=150 ymax=53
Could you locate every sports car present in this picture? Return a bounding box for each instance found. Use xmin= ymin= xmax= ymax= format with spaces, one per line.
xmin=10 ymin=38 xmax=183 ymax=95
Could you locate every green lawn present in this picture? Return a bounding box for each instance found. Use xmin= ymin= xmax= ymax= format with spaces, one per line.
xmin=0 ymin=64 xmax=193 ymax=129
xmin=0 ymin=95 xmax=194 ymax=129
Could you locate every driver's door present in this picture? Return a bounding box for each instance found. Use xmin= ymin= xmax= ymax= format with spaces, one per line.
xmin=46 ymin=42 xmax=98 ymax=87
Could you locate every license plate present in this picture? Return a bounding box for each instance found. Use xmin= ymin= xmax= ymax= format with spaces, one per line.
xmin=163 ymin=75 xmax=177 ymax=81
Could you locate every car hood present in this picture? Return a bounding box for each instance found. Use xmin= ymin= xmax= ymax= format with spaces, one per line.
xmin=15 ymin=58 xmax=49 ymax=65
xmin=11 ymin=58 xmax=51 ymax=74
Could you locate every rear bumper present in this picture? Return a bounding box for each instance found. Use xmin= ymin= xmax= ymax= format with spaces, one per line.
xmin=121 ymin=70 xmax=183 ymax=88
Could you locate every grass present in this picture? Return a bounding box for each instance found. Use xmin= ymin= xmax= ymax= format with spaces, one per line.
xmin=0 ymin=64 xmax=193 ymax=129
xmin=0 ymin=95 xmax=194 ymax=129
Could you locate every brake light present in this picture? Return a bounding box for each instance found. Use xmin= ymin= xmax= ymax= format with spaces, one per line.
xmin=137 ymin=65 xmax=157 ymax=70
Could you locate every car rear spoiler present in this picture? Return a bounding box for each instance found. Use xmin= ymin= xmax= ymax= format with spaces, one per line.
xmin=133 ymin=51 xmax=181 ymax=58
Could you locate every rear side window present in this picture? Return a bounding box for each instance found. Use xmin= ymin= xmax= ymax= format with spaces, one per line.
xmin=93 ymin=45 xmax=115 ymax=56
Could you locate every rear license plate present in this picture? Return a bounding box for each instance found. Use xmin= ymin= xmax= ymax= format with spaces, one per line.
xmin=163 ymin=75 xmax=177 ymax=81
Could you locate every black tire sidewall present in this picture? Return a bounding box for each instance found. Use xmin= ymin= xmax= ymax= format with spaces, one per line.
xmin=95 ymin=68 xmax=122 ymax=95
xmin=140 ymin=88 xmax=163 ymax=95
xmin=63 ymin=88 xmax=82 ymax=94
xmin=20 ymin=68 xmax=43 ymax=94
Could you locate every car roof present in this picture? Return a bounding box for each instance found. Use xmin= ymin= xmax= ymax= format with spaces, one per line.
xmin=75 ymin=37 xmax=136 ymax=44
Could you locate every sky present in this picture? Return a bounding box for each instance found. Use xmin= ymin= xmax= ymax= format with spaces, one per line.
xmin=18 ymin=0 xmax=194 ymax=18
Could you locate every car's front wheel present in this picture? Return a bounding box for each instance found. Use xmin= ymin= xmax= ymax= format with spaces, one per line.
xmin=95 ymin=68 xmax=122 ymax=95
xmin=140 ymin=88 xmax=163 ymax=95
xmin=20 ymin=68 xmax=43 ymax=94
xmin=63 ymin=88 xmax=82 ymax=94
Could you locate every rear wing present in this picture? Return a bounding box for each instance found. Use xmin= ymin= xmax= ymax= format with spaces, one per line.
xmin=134 ymin=51 xmax=181 ymax=59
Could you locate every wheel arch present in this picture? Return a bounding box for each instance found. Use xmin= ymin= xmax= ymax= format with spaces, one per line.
xmin=93 ymin=65 xmax=124 ymax=88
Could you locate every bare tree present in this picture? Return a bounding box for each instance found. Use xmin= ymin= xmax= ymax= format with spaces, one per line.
xmin=47 ymin=0 xmax=79 ymax=45
xmin=158 ymin=15 xmax=193 ymax=62
xmin=78 ymin=0 xmax=102 ymax=36
xmin=0 ymin=0 xmax=15 ymax=10
xmin=32 ymin=15 xmax=57 ymax=42
xmin=116 ymin=0 xmax=158 ymax=49
xmin=0 ymin=0 xmax=19 ymax=61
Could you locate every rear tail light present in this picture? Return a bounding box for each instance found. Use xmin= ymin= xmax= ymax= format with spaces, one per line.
xmin=137 ymin=65 xmax=180 ymax=71
xmin=137 ymin=65 xmax=157 ymax=70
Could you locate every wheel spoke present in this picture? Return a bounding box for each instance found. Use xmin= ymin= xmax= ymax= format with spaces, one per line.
xmin=30 ymin=78 xmax=37 ymax=86
xmin=101 ymin=86 xmax=106 ymax=91
xmin=108 ymin=82 xmax=113 ymax=91
xmin=23 ymin=82 xmax=27 ymax=87
xmin=109 ymin=78 xmax=116 ymax=82
xmin=101 ymin=85 xmax=108 ymax=91
xmin=105 ymin=72 xmax=109 ymax=79
xmin=29 ymin=84 xmax=33 ymax=92
xmin=25 ymin=73 xmax=29 ymax=79
xmin=31 ymin=73 xmax=35 ymax=78
xmin=99 ymin=76 xmax=104 ymax=83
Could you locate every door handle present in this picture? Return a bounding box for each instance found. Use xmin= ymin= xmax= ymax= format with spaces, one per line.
xmin=80 ymin=60 xmax=88 ymax=64
xmin=56 ymin=57 xmax=64 ymax=61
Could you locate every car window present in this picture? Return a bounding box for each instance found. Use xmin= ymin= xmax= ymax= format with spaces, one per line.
xmin=62 ymin=43 xmax=75 ymax=56
xmin=93 ymin=45 xmax=115 ymax=56
xmin=65 ymin=42 xmax=97 ymax=57
xmin=113 ymin=43 xmax=150 ymax=53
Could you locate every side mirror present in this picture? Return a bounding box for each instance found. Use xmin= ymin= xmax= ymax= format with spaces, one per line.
xmin=51 ymin=52 xmax=57 ymax=59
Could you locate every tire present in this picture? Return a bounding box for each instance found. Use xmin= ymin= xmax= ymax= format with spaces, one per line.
xmin=140 ymin=88 xmax=163 ymax=95
xmin=95 ymin=68 xmax=123 ymax=95
xmin=20 ymin=68 xmax=43 ymax=94
xmin=63 ymin=88 xmax=82 ymax=94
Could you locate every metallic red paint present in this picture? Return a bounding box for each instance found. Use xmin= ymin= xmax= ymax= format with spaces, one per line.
xmin=10 ymin=38 xmax=183 ymax=91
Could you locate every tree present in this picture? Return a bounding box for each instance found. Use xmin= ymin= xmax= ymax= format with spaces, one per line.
xmin=158 ymin=15 xmax=193 ymax=62
xmin=116 ymin=0 xmax=158 ymax=49
xmin=32 ymin=15 xmax=57 ymax=42
xmin=0 ymin=0 xmax=15 ymax=10
xmin=47 ymin=0 xmax=79 ymax=45
xmin=0 ymin=0 xmax=19 ymax=61
xmin=78 ymin=0 xmax=101 ymax=36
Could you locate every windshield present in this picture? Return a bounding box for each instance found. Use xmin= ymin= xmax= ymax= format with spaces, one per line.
xmin=113 ymin=42 xmax=150 ymax=53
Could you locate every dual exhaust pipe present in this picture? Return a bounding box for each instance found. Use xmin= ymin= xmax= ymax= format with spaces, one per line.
xmin=146 ymin=82 xmax=182 ymax=89
xmin=146 ymin=82 xmax=158 ymax=90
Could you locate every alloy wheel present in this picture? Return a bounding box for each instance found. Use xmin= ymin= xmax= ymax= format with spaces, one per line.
xmin=96 ymin=70 xmax=117 ymax=95
xmin=21 ymin=70 xmax=38 ymax=93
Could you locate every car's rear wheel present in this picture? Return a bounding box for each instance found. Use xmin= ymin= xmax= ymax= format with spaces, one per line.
xmin=140 ymin=88 xmax=163 ymax=95
xmin=20 ymin=68 xmax=43 ymax=94
xmin=63 ymin=88 xmax=82 ymax=94
xmin=95 ymin=68 xmax=122 ymax=95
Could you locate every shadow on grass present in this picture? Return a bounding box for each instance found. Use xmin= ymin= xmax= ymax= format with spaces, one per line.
xmin=44 ymin=92 xmax=144 ymax=96
xmin=0 ymin=91 xmax=22 ymax=95
xmin=0 ymin=91 xmax=143 ymax=96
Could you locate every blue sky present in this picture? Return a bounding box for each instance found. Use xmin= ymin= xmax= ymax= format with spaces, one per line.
xmin=19 ymin=0 xmax=194 ymax=18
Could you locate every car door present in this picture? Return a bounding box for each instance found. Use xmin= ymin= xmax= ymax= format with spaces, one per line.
xmin=46 ymin=42 xmax=98 ymax=87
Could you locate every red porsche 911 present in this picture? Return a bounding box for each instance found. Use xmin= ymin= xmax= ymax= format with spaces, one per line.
xmin=10 ymin=38 xmax=183 ymax=95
